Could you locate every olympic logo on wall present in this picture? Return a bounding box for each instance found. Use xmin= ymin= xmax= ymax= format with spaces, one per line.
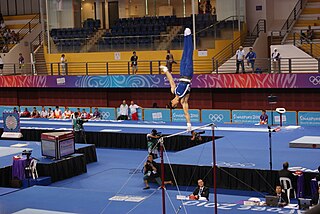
xmin=209 ymin=114 xmax=224 ymax=122
xmin=309 ymin=76 xmax=320 ymax=85
xmin=101 ymin=111 xmax=111 ymax=120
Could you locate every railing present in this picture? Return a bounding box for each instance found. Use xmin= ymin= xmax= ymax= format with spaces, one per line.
xmin=212 ymin=32 xmax=247 ymax=72
xmin=270 ymin=0 xmax=307 ymax=44
xmin=0 ymin=57 xmax=319 ymax=76
xmin=250 ymin=19 xmax=266 ymax=37
xmin=30 ymin=31 xmax=44 ymax=75
xmin=292 ymin=30 xmax=320 ymax=57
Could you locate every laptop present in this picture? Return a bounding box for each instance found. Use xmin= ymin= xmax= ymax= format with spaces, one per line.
xmin=265 ymin=196 xmax=279 ymax=207
xmin=298 ymin=198 xmax=312 ymax=210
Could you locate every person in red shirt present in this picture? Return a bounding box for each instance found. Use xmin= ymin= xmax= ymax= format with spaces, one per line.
xmin=21 ymin=108 xmax=31 ymax=117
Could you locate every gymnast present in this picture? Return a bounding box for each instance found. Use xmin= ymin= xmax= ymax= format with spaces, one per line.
xmin=160 ymin=28 xmax=193 ymax=131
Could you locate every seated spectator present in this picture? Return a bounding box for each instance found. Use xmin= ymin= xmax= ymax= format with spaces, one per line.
xmin=48 ymin=107 xmax=54 ymax=118
xmin=12 ymin=107 xmax=18 ymax=114
xmin=152 ymin=102 xmax=159 ymax=108
xmin=20 ymin=108 xmax=30 ymax=117
xmin=143 ymin=155 xmax=172 ymax=190
xmin=117 ymin=100 xmax=128 ymax=120
xmin=301 ymin=25 xmax=314 ymax=43
xmin=76 ymin=108 xmax=81 ymax=116
xmin=189 ymin=179 xmax=209 ymax=201
xmin=81 ymin=108 xmax=89 ymax=119
xmin=54 ymin=106 xmax=62 ymax=119
xmin=316 ymin=166 xmax=320 ymax=181
xmin=312 ymin=185 xmax=320 ymax=206
xmin=129 ymin=100 xmax=141 ymax=120
xmin=273 ymin=185 xmax=289 ymax=207
xmin=260 ymin=110 xmax=268 ymax=124
xmin=63 ymin=107 xmax=72 ymax=119
xmin=31 ymin=107 xmax=40 ymax=118
xmin=40 ymin=107 xmax=48 ymax=118
xmin=92 ymin=107 xmax=101 ymax=120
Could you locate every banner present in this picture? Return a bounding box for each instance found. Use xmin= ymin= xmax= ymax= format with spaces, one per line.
xmin=201 ymin=109 xmax=231 ymax=124
xmin=273 ymin=111 xmax=296 ymax=125
xmin=298 ymin=111 xmax=320 ymax=126
xmin=144 ymin=108 xmax=171 ymax=122
xmin=172 ymin=109 xmax=200 ymax=122
xmin=98 ymin=107 xmax=116 ymax=120
xmin=232 ymin=110 xmax=262 ymax=124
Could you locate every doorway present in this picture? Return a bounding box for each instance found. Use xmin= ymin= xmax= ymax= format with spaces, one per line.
xmin=108 ymin=1 xmax=119 ymax=29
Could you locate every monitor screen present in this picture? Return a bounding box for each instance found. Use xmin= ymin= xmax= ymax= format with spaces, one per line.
xmin=41 ymin=140 xmax=56 ymax=158
xmin=59 ymin=138 xmax=75 ymax=158
xmin=298 ymin=198 xmax=311 ymax=210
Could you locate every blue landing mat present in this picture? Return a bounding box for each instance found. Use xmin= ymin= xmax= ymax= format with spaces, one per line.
xmin=0 ymin=186 xmax=300 ymax=214
xmin=0 ymin=187 xmax=19 ymax=196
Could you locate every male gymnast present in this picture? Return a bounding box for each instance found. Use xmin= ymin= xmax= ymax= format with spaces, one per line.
xmin=160 ymin=28 xmax=193 ymax=131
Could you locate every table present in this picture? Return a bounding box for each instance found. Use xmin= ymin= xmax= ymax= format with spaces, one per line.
xmin=12 ymin=158 xmax=27 ymax=180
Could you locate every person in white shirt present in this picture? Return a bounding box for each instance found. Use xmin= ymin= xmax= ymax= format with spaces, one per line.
xmin=236 ymin=46 xmax=245 ymax=73
xmin=60 ymin=54 xmax=67 ymax=75
xmin=271 ymin=48 xmax=281 ymax=73
xmin=40 ymin=107 xmax=48 ymax=118
xmin=63 ymin=107 xmax=72 ymax=119
xmin=117 ymin=100 xmax=128 ymax=120
xmin=129 ymin=100 xmax=141 ymax=120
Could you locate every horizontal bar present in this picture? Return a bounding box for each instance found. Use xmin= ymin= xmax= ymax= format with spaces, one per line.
xmin=163 ymin=123 xmax=215 ymax=139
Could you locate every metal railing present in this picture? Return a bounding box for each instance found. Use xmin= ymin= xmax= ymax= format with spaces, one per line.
xmin=250 ymin=19 xmax=266 ymax=37
xmin=292 ymin=29 xmax=320 ymax=57
xmin=0 ymin=57 xmax=319 ymax=76
xmin=270 ymin=0 xmax=307 ymax=44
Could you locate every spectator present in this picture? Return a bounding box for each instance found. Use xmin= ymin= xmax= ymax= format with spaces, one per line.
xmin=271 ymin=48 xmax=281 ymax=73
xmin=278 ymin=162 xmax=294 ymax=180
xmin=312 ymin=185 xmax=320 ymax=206
xmin=60 ymin=54 xmax=67 ymax=75
xmin=40 ymin=107 xmax=48 ymax=118
xmin=205 ymin=0 xmax=212 ymax=14
xmin=92 ymin=107 xmax=101 ymax=120
xmin=301 ymin=25 xmax=314 ymax=43
xmin=152 ymin=102 xmax=159 ymax=108
xmin=166 ymin=50 xmax=175 ymax=73
xmin=18 ymin=53 xmax=25 ymax=75
xmin=31 ymin=107 xmax=40 ymax=118
xmin=235 ymin=46 xmax=245 ymax=73
xmin=245 ymin=47 xmax=256 ymax=73
xmin=20 ymin=108 xmax=30 ymax=117
xmin=315 ymin=166 xmax=320 ymax=181
xmin=129 ymin=100 xmax=141 ymax=121
xmin=189 ymin=179 xmax=210 ymax=201
xmin=0 ymin=55 xmax=3 ymax=75
xmin=260 ymin=110 xmax=268 ymax=125
xmin=12 ymin=107 xmax=18 ymax=114
xmin=72 ymin=111 xmax=88 ymax=144
xmin=48 ymin=107 xmax=54 ymax=118
xmin=63 ymin=107 xmax=72 ymax=119
xmin=54 ymin=106 xmax=62 ymax=119
xmin=273 ymin=185 xmax=289 ymax=207
xmin=147 ymin=129 xmax=161 ymax=159
xmin=117 ymin=100 xmax=128 ymax=120
xmin=81 ymin=108 xmax=89 ymax=119
xmin=130 ymin=51 xmax=138 ymax=74
xmin=76 ymin=108 xmax=81 ymax=116
xmin=143 ymin=154 xmax=172 ymax=190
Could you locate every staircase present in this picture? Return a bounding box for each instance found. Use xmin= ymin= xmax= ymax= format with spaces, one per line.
xmin=82 ymin=29 xmax=107 ymax=52
xmin=156 ymin=26 xmax=183 ymax=50
xmin=242 ymin=35 xmax=257 ymax=47
xmin=34 ymin=45 xmax=48 ymax=75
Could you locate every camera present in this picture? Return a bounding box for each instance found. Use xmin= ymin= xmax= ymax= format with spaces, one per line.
xmin=151 ymin=129 xmax=162 ymax=136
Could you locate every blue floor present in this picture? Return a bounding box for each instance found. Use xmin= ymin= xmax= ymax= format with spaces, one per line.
xmin=0 ymin=121 xmax=319 ymax=213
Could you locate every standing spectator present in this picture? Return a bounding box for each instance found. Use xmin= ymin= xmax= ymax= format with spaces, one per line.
xmin=166 ymin=50 xmax=175 ymax=73
xmin=271 ymin=48 xmax=281 ymax=73
xmin=60 ymin=54 xmax=67 ymax=75
xmin=40 ymin=107 xmax=48 ymax=118
xmin=92 ymin=107 xmax=101 ymax=120
xmin=259 ymin=110 xmax=268 ymax=124
xmin=130 ymin=51 xmax=138 ymax=74
xmin=117 ymin=100 xmax=128 ymax=120
xmin=245 ymin=47 xmax=256 ymax=73
xmin=63 ymin=107 xmax=72 ymax=119
xmin=301 ymin=25 xmax=314 ymax=43
xmin=31 ymin=107 xmax=40 ymax=118
xmin=54 ymin=106 xmax=62 ymax=119
xmin=0 ymin=55 xmax=3 ymax=75
xmin=48 ymin=107 xmax=54 ymax=118
xmin=20 ymin=108 xmax=31 ymax=117
xmin=18 ymin=53 xmax=25 ymax=75
xmin=129 ymin=100 xmax=141 ymax=121
xmin=235 ymin=46 xmax=245 ymax=73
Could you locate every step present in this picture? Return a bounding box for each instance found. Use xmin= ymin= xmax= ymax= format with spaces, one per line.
xmin=21 ymin=176 xmax=52 ymax=188
xmin=305 ymin=2 xmax=320 ymax=8
xmin=3 ymin=14 xmax=37 ymax=21
xmin=301 ymin=8 xmax=320 ymax=14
